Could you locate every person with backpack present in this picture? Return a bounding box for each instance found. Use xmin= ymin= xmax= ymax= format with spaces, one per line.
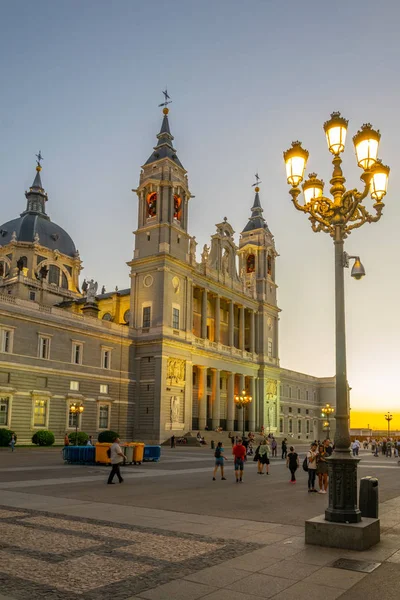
xmin=212 ymin=441 xmax=227 ymax=480
xmin=257 ymin=439 xmax=270 ymax=475
xmin=306 ymin=442 xmax=318 ymax=493
xmin=107 ymin=436 xmax=125 ymax=484
xmin=286 ymin=446 xmax=299 ymax=483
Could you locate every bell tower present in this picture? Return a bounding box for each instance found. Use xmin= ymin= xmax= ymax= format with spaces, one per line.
xmin=132 ymin=105 xmax=192 ymax=262
xmin=238 ymin=185 xmax=278 ymax=307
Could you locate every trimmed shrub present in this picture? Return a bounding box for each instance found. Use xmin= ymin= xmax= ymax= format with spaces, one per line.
xmin=0 ymin=429 xmax=17 ymax=447
xmin=68 ymin=431 xmax=89 ymax=446
xmin=32 ymin=430 xmax=55 ymax=446
xmin=98 ymin=430 xmax=119 ymax=443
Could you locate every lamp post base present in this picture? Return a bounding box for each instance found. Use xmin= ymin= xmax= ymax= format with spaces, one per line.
xmin=306 ymin=515 xmax=380 ymax=550
xmin=325 ymin=453 xmax=361 ymax=523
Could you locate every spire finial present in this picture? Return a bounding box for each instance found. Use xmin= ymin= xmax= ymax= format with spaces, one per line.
xmin=252 ymin=172 xmax=261 ymax=193
xmin=158 ymin=88 xmax=172 ymax=114
xmin=35 ymin=150 xmax=43 ymax=172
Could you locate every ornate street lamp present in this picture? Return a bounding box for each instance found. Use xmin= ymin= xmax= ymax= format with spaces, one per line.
xmin=385 ymin=412 xmax=393 ymax=439
xmin=234 ymin=389 xmax=252 ymax=439
xmin=321 ymin=403 xmax=335 ymax=439
xmin=70 ymin=403 xmax=84 ymax=445
xmin=283 ymin=112 xmax=390 ymax=524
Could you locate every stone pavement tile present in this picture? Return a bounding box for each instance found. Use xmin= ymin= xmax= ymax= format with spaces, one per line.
xmin=116 ymin=537 xmax=220 ymax=563
xmin=221 ymin=553 xmax=283 ymax=573
xmin=265 ymin=541 xmax=304 ymax=558
xmin=0 ymin=509 xmax=28 ymax=519
xmin=303 ymin=566 xmax=367 ymax=589
xmin=136 ymin=579 xmax=217 ymax=600
xmin=226 ymin=572 xmax=293 ymax=598
xmin=207 ymin=529 xmax=258 ymax=541
xmin=260 ymin=558 xmax=321 ymax=581
xmin=291 ymin=547 xmax=344 ymax=566
xmin=237 ymin=522 xmax=281 ymax=532
xmin=185 ymin=565 xmax=250 ymax=587
xmin=0 ymin=595 xmax=18 ymax=600
xmin=0 ymin=550 xmax=152 ymax=592
xmin=387 ymin=549 xmax=400 ymax=563
xmin=246 ymin=531 xmax=289 ymax=544
xmin=200 ymin=590 xmax=265 ymax=600
xmin=344 ymin=545 xmax=397 ymax=562
xmin=272 ymin=581 xmax=344 ymax=600
xmin=0 ymin=521 xmax=100 ymax=553
xmin=338 ymin=563 xmax=400 ymax=600
xmin=266 ymin=524 xmax=305 ymax=537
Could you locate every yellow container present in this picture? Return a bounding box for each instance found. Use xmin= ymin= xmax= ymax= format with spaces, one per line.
xmin=132 ymin=442 xmax=145 ymax=464
xmin=95 ymin=442 xmax=112 ymax=464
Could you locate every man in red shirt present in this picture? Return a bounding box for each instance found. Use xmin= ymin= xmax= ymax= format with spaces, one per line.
xmin=232 ymin=439 xmax=247 ymax=483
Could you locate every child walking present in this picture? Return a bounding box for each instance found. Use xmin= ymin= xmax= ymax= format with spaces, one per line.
xmin=213 ymin=442 xmax=227 ymax=480
xmin=286 ymin=445 xmax=299 ymax=483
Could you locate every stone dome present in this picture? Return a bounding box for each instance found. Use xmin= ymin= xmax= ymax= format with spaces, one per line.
xmin=0 ymin=167 xmax=77 ymax=258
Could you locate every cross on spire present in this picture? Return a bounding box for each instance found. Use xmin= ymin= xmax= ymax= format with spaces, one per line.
xmin=35 ymin=151 xmax=43 ymax=169
xmin=252 ymin=173 xmax=261 ymax=188
xmin=158 ymin=89 xmax=172 ymax=108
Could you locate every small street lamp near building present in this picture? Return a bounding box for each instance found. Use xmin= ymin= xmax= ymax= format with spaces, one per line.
xmin=283 ymin=112 xmax=390 ymax=525
xmin=385 ymin=412 xmax=393 ymax=439
xmin=234 ymin=389 xmax=252 ymax=439
xmin=321 ymin=403 xmax=335 ymax=439
xmin=70 ymin=403 xmax=84 ymax=445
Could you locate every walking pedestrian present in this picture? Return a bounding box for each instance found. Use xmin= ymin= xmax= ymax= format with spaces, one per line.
xmin=9 ymin=434 xmax=16 ymax=452
xmin=107 ymin=437 xmax=125 ymax=485
xmin=286 ymin=446 xmax=299 ymax=483
xmin=258 ymin=440 xmax=270 ymax=475
xmin=307 ymin=442 xmax=318 ymax=493
xmin=86 ymin=435 xmax=93 ymax=446
xmin=213 ymin=441 xmax=227 ymax=480
xmin=232 ymin=438 xmax=246 ymax=483
xmin=64 ymin=432 xmax=70 ymax=446
xmin=170 ymin=435 xmax=176 ymax=448
xmin=316 ymin=444 xmax=328 ymax=493
xmin=271 ymin=437 xmax=277 ymax=458
xmin=281 ymin=437 xmax=288 ymax=460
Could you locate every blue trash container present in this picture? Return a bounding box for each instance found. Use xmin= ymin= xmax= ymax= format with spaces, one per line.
xmin=143 ymin=445 xmax=161 ymax=462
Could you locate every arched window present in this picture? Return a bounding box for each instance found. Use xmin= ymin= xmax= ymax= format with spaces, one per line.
xmin=246 ymin=254 xmax=255 ymax=273
xmin=267 ymin=254 xmax=272 ymax=275
xmin=0 ymin=260 xmax=10 ymax=278
xmin=146 ymin=192 xmax=157 ymax=218
xmin=102 ymin=312 xmax=113 ymax=321
xmin=174 ymin=195 xmax=182 ymax=221
xmin=48 ymin=265 xmax=60 ymax=285
xmin=61 ymin=272 xmax=68 ymax=289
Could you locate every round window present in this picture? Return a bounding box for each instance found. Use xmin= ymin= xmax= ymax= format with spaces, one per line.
xmin=102 ymin=312 xmax=113 ymax=321
xmin=124 ymin=309 xmax=131 ymax=324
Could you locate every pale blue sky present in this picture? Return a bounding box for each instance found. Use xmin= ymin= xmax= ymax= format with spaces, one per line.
xmin=1 ymin=0 xmax=399 ymax=415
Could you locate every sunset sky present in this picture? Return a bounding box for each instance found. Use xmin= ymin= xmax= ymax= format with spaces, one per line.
xmin=1 ymin=0 xmax=399 ymax=426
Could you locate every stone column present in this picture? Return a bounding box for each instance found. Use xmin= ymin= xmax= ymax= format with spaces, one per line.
xmin=239 ymin=306 xmax=245 ymax=350
xmin=214 ymin=295 xmax=220 ymax=344
xmin=249 ymin=376 xmax=256 ymax=432
xmin=228 ymin=300 xmax=234 ymax=347
xmin=198 ymin=366 xmax=207 ymax=429
xmin=211 ymin=368 xmax=220 ymax=429
xmin=201 ymin=289 xmax=207 ymax=339
xmin=186 ymin=278 xmax=193 ymax=333
xmin=226 ymin=372 xmax=234 ymax=430
xmin=250 ymin=310 xmax=255 ymax=353
xmin=238 ymin=374 xmax=245 ymax=435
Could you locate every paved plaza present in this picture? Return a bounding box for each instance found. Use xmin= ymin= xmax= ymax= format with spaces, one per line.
xmin=0 ymin=446 xmax=400 ymax=599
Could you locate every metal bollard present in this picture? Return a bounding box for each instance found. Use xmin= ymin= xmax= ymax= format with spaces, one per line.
xmin=211 ymin=440 xmax=215 ymax=449
xmin=359 ymin=476 xmax=379 ymax=518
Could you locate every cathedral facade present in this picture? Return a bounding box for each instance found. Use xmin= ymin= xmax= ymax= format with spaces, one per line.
xmin=0 ymin=108 xmax=335 ymax=444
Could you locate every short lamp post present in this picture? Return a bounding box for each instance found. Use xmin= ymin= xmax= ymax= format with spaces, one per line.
xmin=321 ymin=403 xmax=335 ymax=440
xmin=234 ymin=389 xmax=252 ymax=439
xmin=284 ymin=112 xmax=390 ymax=524
xmin=385 ymin=412 xmax=393 ymax=439
xmin=70 ymin=403 xmax=84 ymax=445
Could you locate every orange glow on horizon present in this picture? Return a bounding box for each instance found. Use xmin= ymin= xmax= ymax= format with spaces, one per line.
xmin=350 ymin=411 xmax=400 ymax=432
